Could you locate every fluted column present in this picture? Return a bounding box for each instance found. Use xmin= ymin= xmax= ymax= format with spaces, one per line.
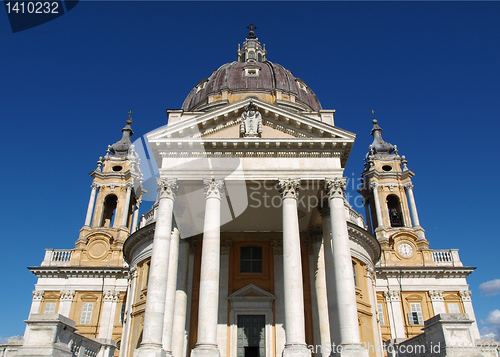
xmin=309 ymin=225 xmax=331 ymax=357
xmin=137 ymin=178 xmax=178 ymax=357
xmin=84 ymin=183 xmax=98 ymax=226
xmin=191 ymin=179 xmax=225 ymax=357
xmin=163 ymin=228 xmax=181 ymax=351
xmin=172 ymin=239 xmax=191 ymax=357
xmin=370 ymin=182 xmax=384 ymax=229
xmin=404 ymin=183 xmax=420 ymax=227
xmin=325 ymin=178 xmax=367 ymax=356
xmin=121 ymin=182 xmax=133 ymax=227
xmin=278 ymin=179 xmax=311 ymax=357
xmin=132 ymin=199 xmax=142 ymax=233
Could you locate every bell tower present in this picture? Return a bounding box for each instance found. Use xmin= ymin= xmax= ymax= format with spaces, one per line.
xmin=358 ymin=117 xmax=429 ymax=264
xmin=72 ymin=115 xmax=145 ymax=267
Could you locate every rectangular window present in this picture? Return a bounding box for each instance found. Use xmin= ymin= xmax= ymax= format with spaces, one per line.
xmin=352 ymin=262 xmax=358 ymax=286
xmin=119 ymin=297 xmax=126 ymax=325
xmin=44 ymin=302 xmax=56 ymax=314
xmin=377 ymin=303 xmax=385 ymax=325
xmin=408 ymin=303 xmax=424 ymax=325
xmin=240 ymin=246 xmax=263 ymax=273
xmin=447 ymin=303 xmax=460 ymax=314
xmin=80 ymin=302 xmax=93 ymax=325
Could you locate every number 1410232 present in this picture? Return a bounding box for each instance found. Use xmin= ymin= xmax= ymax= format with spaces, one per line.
xmin=5 ymin=2 xmax=59 ymax=14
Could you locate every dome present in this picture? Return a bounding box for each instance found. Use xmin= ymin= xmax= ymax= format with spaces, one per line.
xmin=182 ymin=33 xmax=322 ymax=112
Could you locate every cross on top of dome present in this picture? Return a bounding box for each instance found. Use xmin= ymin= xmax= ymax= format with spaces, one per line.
xmin=237 ymin=25 xmax=267 ymax=63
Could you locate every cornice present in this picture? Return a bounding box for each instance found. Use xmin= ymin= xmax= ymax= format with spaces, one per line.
xmin=375 ymin=266 xmax=475 ymax=279
xmin=28 ymin=267 xmax=129 ymax=279
xmin=347 ymin=222 xmax=381 ymax=264
xmin=123 ymin=222 xmax=155 ymax=263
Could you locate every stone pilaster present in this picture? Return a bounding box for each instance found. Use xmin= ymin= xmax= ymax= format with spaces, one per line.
xmin=460 ymin=290 xmax=480 ymax=341
xmin=58 ymin=290 xmax=75 ymax=318
xmin=29 ymin=290 xmax=44 ymax=316
xmin=384 ymin=290 xmax=406 ymax=339
xmin=98 ymin=290 xmax=120 ymax=339
xmin=429 ymin=290 xmax=446 ymax=315
xmin=278 ymin=179 xmax=311 ymax=357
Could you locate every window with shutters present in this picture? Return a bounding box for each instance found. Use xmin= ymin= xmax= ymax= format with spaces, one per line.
xmin=377 ymin=303 xmax=385 ymax=325
xmin=44 ymin=302 xmax=56 ymax=314
xmin=447 ymin=303 xmax=460 ymax=314
xmin=80 ymin=302 xmax=93 ymax=325
xmin=408 ymin=303 xmax=424 ymax=325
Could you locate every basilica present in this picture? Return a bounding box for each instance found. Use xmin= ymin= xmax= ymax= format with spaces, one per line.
xmin=1 ymin=29 xmax=491 ymax=357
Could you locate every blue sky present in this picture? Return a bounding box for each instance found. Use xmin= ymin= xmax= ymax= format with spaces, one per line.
xmin=1 ymin=1 xmax=500 ymax=341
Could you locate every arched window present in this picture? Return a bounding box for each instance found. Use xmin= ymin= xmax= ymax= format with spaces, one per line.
xmin=257 ymin=53 xmax=262 ymax=62
xmin=387 ymin=195 xmax=404 ymax=227
xmin=101 ymin=195 xmax=118 ymax=227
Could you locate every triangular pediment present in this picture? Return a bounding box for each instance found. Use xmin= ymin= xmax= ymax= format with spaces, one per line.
xmin=228 ymin=284 xmax=275 ymax=301
xmin=147 ymin=98 xmax=355 ymax=142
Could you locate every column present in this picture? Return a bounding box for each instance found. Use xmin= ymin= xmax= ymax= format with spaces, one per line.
xmin=29 ymin=290 xmax=44 ymax=316
xmin=460 ymin=290 xmax=481 ymax=341
xmin=191 ymin=179 xmax=224 ymax=357
xmin=98 ymin=290 xmax=120 ymax=339
xmin=131 ymin=199 xmax=142 ymax=233
xmin=404 ymin=183 xmax=420 ymax=227
xmin=121 ymin=183 xmax=133 ymax=227
xmin=217 ymin=240 xmax=231 ymax=357
xmin=363 ymin=198 xmax=373 ymax=234
xmin=429 ymin=290 xmax=446 ymax=315
xmin=370 ymin=182 xmax=383 ymax=229
xmin=272 ymin=240 xmax=286 ymax=357
xmin=58 ymin=290 xmax=75 ymax=318
xmin=278 ymin=179 xmax=311 ymax=357
xmin=84 ymin=183 xmax=98 ymax=226
xmin=137 ymin=178 xmax=178 ymax=357
xmin=120 ymin=266 xmax=138 ymax=357
xmin=172 ymin=239 xmax=191 ymax=357
xmin=365 ymin=268 xmax=383 ymax=357
xmin=309 ymin=226 xmax=331 ymax=357
xmin=163 ymin=228 xmax=181 ymax=351
xmin=320 ymin=205 xmax=340 ymax=347
xmin=325 ymin=178 xmax=367 ymax=357
xmin=384 ymin=290 xmax=405 ymax=339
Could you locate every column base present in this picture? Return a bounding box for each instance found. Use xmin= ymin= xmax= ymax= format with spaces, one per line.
xmin=282 ymin=343 xmax=311 ymax=357
xmin=134 ymin=343 xmax=169 ymax=357
xmin=190 ymin=343 xmax=220 ymax=357
xmin=330 ymin=343 xmax=369 ymax=357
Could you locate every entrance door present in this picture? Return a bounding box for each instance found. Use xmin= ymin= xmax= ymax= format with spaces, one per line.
xmin=237 ymin=315 xmax=265 ymax=357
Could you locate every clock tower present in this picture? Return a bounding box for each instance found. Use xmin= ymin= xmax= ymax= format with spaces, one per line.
xmin=358 ymin=118 xmax=431 ymax=266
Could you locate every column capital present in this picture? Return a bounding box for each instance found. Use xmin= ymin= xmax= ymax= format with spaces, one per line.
xmin=158 ymin=178 xmax=179 ymax=200
xmin=91 ymin=182 xmax=99 ymax=190
xmin=429 ymin=290 xmax=444 ymax=301
xmin=271 ymin=239 xmax=283 ymax=254
xmin=325 ymin=178 xmax=346 ymax=198
xmin=104 ymin=290 xmax=120 ymax=302
xmin=221 ymin=239 xmax=233 ymax=255
xmin=278 ymin=179 xmax=300 ymax=199
xmin=369 ymin=181 xmax=379 ymax=190
xmin=459 ymin=290 xmax=472 ymax=301
xmin=136 ymin=198 xmax=142 ymax=207
xmin=404 ymin=182 xmax=414 ymax=190
xmin=384 ymin=289 xmax=401 ymax=302
xmin=126 ymin=181 xmax=134 ymax=189
xmin=365 ymin=265 xmax=376 ymax=281
xmin=203 ymin=179 xmax=225 ymax=200
xmin=59 ymin=290 xmax=75 ymax=301
xmin=32 ymin=290 xmax=44 ymax=301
